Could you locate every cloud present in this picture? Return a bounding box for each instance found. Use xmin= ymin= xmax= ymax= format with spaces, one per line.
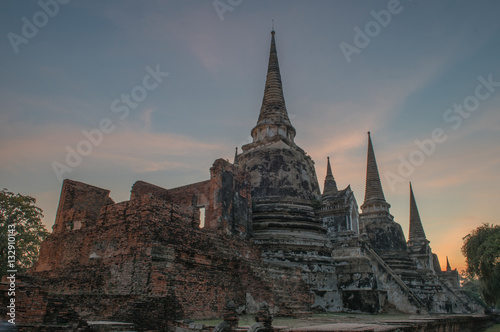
xmin=295 ymin=64 xmax=442 ymax=193
xmin=380 ymin=128 xmax=500 ymax=193
xmin=0 ymin=113 xmax=228 ymax=176
xmin=91 ymin=129 xmax=227 ymax=173
xmin=0 ymin=88 xmax=103 ymax=124
xmin=139 ymin=108 xmax=154 ymax=132
xmin=90 ymin=2 xmax=230 ymax=73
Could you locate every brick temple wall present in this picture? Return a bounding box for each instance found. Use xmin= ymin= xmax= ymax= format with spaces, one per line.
xmin=51 ymin=178 xmax=115 ymax=234
xmin=20 ymin=175 xmax=309 ymax=327
xmin=130 ymin=158 xmax=252 ymax=236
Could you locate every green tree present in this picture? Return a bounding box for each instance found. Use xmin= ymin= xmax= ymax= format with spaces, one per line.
xmin=0 ymin=189 xmax=49 ymax=277
xmin=460 ymin=272 xmax=487 ymax=308
xmin=462 ymin=223 xmax=500 ymax=308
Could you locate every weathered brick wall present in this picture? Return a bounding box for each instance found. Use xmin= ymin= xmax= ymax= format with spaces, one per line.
xmin=28 ymin=190 xmax=309 ymax=325
xmin=131 ymin=179 xmax=211 ymax=230
xmin=131 ymin=179 xmax=211 ymax=209
xmin=0 ymin=277 xmax=48 ymax=324
xmin=165 ymin=180 xmax=211 ymax=208
xmin=129 ymin=159 xmax=252 ymax=237
xmin=52 ymin=179 xmax=114 ymax=234
xmin=130 ymin=180 xmax=171 ymax=201
xmin=207 ymin=159 xmax=252 ymax=237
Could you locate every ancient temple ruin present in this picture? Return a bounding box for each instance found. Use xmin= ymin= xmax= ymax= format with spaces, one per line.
xmin=4 ymin=30 xmax=482 ymax=329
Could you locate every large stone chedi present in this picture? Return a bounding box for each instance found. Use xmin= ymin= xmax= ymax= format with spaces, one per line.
xmin=14 ymin=30 xmax=481 ymax=329
xmin=238 ymin=30 xmax=331 ymax=263
xmin=238 ymin=30 xmax=336 ymax=310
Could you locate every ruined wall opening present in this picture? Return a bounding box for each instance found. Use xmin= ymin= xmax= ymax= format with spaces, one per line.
xmin=199 ymin=206 xmax=206 ymax=228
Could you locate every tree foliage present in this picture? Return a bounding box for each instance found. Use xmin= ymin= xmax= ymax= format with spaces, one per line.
xmin=460 ymin=272 xmax=488 ymax=308
xmin=462 ymin=223 xmax=500 ymax=307
xmin=0 ymin=189 xmax=49 ymax=277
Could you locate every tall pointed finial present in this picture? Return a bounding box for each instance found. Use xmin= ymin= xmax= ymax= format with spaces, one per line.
xmin=233 ymin=147 xmax=239 ymax=166
xmin=250 ymin=30 xmax=296 ymax=144
xmin=326 ymin=157 xmax=333 ymax=176
xmin=409 ymin=182 xmax=427 ymax=241
xmin=361 ymin=132 xmax=389 ymax=210
xmin=323 ymin=157 xmax=338 ymax=195
xmin=446 ymin=256 xmax=452 ymax=271
xmin=272 ymin=19 xmax=275 ymax=33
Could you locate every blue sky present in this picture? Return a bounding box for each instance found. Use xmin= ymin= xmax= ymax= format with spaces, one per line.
xmin=1 ymin=0 xmax=499 ymax=270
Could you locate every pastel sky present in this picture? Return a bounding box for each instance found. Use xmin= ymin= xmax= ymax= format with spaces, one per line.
xmin=1 ymin=1 xmax=499 ymax=272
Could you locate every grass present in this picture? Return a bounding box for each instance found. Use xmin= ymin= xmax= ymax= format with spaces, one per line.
xmin=485 ymin=324 xmax=500 ymax=332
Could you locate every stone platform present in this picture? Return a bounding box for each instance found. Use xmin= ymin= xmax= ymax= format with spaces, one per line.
xmin=284 ymin=314 xmax=493 ymax=332
xmin=198 ymin=314 xmax=494 ymax=332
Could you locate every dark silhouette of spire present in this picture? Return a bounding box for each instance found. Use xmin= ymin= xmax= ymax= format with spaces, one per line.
xmin=326 ymin=156 xmax=333 ymax=176
xmin=323 ymin=157 xmax=338 ymax=195
xmin=233 ymin=147 xmax=239 ymax=166
xmin=446 ymin=256 xmax=452 ymax=271
xmin=362 ymin=132 xmax=388 ymax=208
xmin=409 ymin=182 xmax=427 ymax=241
xmin=251 ymin=30 xmax=296 ymax=143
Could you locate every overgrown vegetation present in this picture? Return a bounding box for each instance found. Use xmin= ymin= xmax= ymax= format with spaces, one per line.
xmin=462 ymin=223 xmax=500 ymax=308
xmin=0 ymin=189 xmax=49 ymax=277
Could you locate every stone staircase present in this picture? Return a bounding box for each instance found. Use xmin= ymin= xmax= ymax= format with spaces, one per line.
xmin=361 ymin=243 xmax=426 ymax=311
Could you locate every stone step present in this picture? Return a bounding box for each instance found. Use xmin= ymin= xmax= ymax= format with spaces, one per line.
xmin=280 ymin=310 xmax=313 ymax=318
xmin=86 ymin=321 xmax=137 ymax=331
xmin=284 ymin=303 xmax=309 ymax=309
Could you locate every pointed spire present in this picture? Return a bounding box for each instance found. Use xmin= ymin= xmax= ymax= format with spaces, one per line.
xmin=250 ymin=30 xmax=296 ymax=143
xmin=233 ymin=147 xmax=239 ymax=166
xmin=446 ymin=256 xmax=452 ymax=271
xmin=326 ymin=156 xmax=333 ymax=176
xmin=362 ymin=132 xmax=389 ymax=209
xmin=409 ymin=182 xmax=427 ymax=241
xmin=323 ymin=157 xmax=338 ymax=195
